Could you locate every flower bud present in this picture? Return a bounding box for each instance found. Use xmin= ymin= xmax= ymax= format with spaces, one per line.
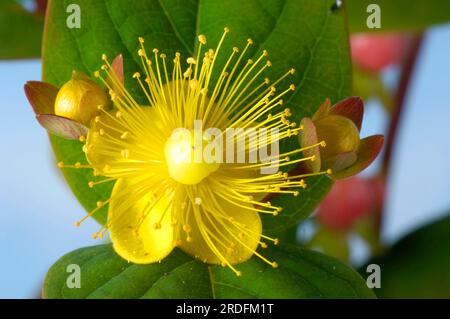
xmin=54 ymin=71 xmax=111 ymax=126
xmin=299 ymin=97 xmax=384 ymax=179
xmin=315 ymin=115 xmax=360 ymax=170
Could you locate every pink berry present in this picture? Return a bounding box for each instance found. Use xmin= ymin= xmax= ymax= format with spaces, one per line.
xmin=351 ymin=33 xmax=410 ymax=73
xmin=317 ymin=177 xmax=380 ymax=230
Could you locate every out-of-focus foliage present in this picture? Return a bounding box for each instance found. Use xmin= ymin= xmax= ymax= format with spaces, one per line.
xmin=364 ymin=215 xmax=450 ymax=298
xmin=347 ymin=0 xmax=450 ymax=33
xmin=0 ymin=0 xmax=44 ymax=59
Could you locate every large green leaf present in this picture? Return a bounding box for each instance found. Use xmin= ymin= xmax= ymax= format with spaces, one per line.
xmin=347 ymin=0 xmax=450 ymax=33
xmin=363 ymin=215 xmax=450 ymax=298
xmin=0 ymin=0 xmax=44 ymax=59
xmin=42 ymin=0 xmax=351 ymax=231
xmin=43 ymin=244 xmax=375 ymax=298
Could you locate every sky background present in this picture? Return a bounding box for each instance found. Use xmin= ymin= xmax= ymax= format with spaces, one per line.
xmin=1 ymin=24 xmax=449 ymax=298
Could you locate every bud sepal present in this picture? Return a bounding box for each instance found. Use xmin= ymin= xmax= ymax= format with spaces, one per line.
xmin=299 ymin=97 xmax=384 ymax=179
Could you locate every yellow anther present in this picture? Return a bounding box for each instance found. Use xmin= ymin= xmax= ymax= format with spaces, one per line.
xmin=96 ymin=201 xmax=104 ymax=207
xmin=271 ymin=262 xmax=278 ymax=268
xmin=57 ymin=161 xmax=64 ymax=168
xmin=88 ymin=181 xmax=95 ymax=188
xmin=73 ymin=221 xmax=81 ymax=227
xmin=183 ymin=224 xmax=191 ymax=233
xmin=198 ymin=34 xmax=206 ymax=44
xmin=224 ymin=27 xmax=230 ymax=33
xmin=138 ymin=37 xmax=144 ymax=43
xmin=133 ymin=72 xmax=141 ymax=78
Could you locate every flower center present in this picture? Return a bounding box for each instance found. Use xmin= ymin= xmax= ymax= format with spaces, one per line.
xmin=164 ymin=129 xmax=220 ymax=185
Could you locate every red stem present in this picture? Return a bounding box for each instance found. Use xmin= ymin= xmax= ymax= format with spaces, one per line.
xmin=377 ymin=34 xmax=424 ymax=234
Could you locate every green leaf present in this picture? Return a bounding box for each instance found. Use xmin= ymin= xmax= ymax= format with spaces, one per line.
xmin=42 ymin=0 xmax=351 ymax=231
xmin=347 ymin=0 xmax=450 ymax=33
xmin=363 ymin=215 xmax=450 ymax=298
xmin=43 ymin=244 xmax=375 ymax=298
xmin=0 ymin=0 xmax=44 ymax=59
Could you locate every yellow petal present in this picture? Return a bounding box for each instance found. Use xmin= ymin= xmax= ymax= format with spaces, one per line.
xmin=179 ymin=190 xmax=262 ymax=265
xmin=85 ymin=106 xmax=165 ymax=176
xmin=109 ymin=177 xmax=175 ymax=263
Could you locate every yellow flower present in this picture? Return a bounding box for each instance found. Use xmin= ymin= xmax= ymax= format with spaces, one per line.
xmin=59 ymin=29 xmax=328 ymax=275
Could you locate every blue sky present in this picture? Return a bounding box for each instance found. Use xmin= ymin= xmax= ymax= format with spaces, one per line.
xmin=0 ymin=24 xmax=449 ymax=298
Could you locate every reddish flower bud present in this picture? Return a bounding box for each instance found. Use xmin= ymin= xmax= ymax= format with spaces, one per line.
xmin=299 ymin=97 xmax=384 ymax=179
